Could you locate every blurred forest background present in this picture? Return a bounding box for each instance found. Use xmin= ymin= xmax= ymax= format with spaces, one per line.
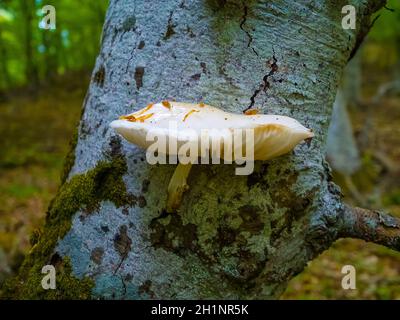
xmin=0 ymin=0 xmax=399 ymax=299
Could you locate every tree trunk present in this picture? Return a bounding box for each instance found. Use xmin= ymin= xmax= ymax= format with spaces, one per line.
xmin=326 ymin=53 xmax=362 ymax=176
xmin=395 ymin=35 xmax=400 ymax=81
xmin=9 ymin=0 xmax=399 ymax=300
xmin=341 ymin=49 xmax=362 ymax=105
xmin=326 ymin=77 xmax=361 ymax=175
xmin=41 ymin=29 xmax=60 ymax=82
xmin=20 ymin=0 xmax=39 ymax=89
xmin=0 ymin=25 xmax=11 ymax=89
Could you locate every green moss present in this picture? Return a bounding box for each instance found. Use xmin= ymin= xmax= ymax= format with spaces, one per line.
xmin=2 ymin=256 xmax=93 ymax=300
xmin=1 ymin=155 xmax=132 ymax=299
xmin=60 ymin=129 xmax=78 ymax=185
xmin=205 ymin=0 xmax=254 ymax=45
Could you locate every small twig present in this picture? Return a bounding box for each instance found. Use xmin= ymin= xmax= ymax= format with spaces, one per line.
xmin=338 ymin=205 xmax=400 ymax=252
xmin=372 ymin=150 xmax=399 ymax=173
xmin=383 ymin=5 xmax=395 ymax=12
xmin=371 ymin=80 xmax=400 ymax=105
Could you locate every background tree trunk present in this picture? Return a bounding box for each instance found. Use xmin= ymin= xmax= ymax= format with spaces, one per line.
xmin=0 ymin=25 xmax=11 ymax=89
xmin=41 ymin=29 xmax=60 ymax=82
xmin=326 ymin=87 xmax=363 ymax=205
xmin=9 ymin=0 xmax=399 ymax=300
xmin=326 ymin=53 xmax=362 ymax=203
xmin=20 ymin=0 xmax=39 ymax=89
xmin=326 ymin=86 xmax=361 ymax=176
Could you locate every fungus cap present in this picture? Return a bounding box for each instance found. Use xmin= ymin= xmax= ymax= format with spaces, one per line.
xmin=110 ymin=101 xmax=313 ymax=161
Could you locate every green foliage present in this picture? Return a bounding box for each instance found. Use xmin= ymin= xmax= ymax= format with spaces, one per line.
xmin=369 ymin=0 xmax=400 ymax=41
xmin=0 ymin=0 xmax=108 ymax=90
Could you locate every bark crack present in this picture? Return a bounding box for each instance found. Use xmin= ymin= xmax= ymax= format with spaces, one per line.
xmin=120 ymin=275 xmax=127 ymax=297
xmin=162 ymin=0 xmax=186 ymax=41
xmin=239 ymin=4 xmax=258 ymax=57
xmin=244 ymin=53 xmax=278 ymax=112
xmin=163 ymin=10 xmax=177 ymax=40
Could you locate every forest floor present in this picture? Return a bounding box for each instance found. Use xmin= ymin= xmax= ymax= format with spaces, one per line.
xmin=0 ymin=70 xmax=399 ymax=299
xmin=0 ymin=73 xmax=86 ymax=285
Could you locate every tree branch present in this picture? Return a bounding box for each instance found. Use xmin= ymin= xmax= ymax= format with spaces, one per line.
xmin=338 ymin=205 xmax=400 ymax=251
xmin=349 ymin=0 xmax=387 ymax=60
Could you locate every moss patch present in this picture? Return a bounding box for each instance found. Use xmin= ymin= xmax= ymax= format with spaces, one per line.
xmin=1 ymin=155 xmax=132 ymax=299
xmin=60 ymin=129 xmax=78 ymax=185
xmin=2 ymin=255 xmax=93 ymax=300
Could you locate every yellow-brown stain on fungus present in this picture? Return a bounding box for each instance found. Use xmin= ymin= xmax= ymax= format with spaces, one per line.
xmin=137 ymin=113 xmax=154 ymax=122
xmin=135 ymin=103 xmax=154 ymax=116
xmin=119 ymin=115 xmax=137 ymax=121
xmin=256 ymin=123 xmax=285 ymax=135
xmin=183 ymin=109 xmax=199 ymax=122
xmin=162 ymin=100 xmax=172 ymax=109
xmin=244 ymin=108 xmax=259 ymax=115
xmin=119 ymin=112 xmax=154 ymax=123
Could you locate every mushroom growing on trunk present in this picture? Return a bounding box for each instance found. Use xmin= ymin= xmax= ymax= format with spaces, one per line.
xmin=110 ymin=101 xmax=313 ymax=213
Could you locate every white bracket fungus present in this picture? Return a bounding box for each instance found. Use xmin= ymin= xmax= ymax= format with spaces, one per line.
xmin=110 ymin=101 xmax=314 ymax=213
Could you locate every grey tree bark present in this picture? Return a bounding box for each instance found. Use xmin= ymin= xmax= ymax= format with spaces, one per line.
xmin=10 ymin=0 xmax=400 ymax=299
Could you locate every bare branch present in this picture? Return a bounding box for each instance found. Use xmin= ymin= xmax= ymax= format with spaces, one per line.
xmin=349 ymin=0 xmax=387 ymax=60
xmin=338 ymin=205 xmax=400 ymax=251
